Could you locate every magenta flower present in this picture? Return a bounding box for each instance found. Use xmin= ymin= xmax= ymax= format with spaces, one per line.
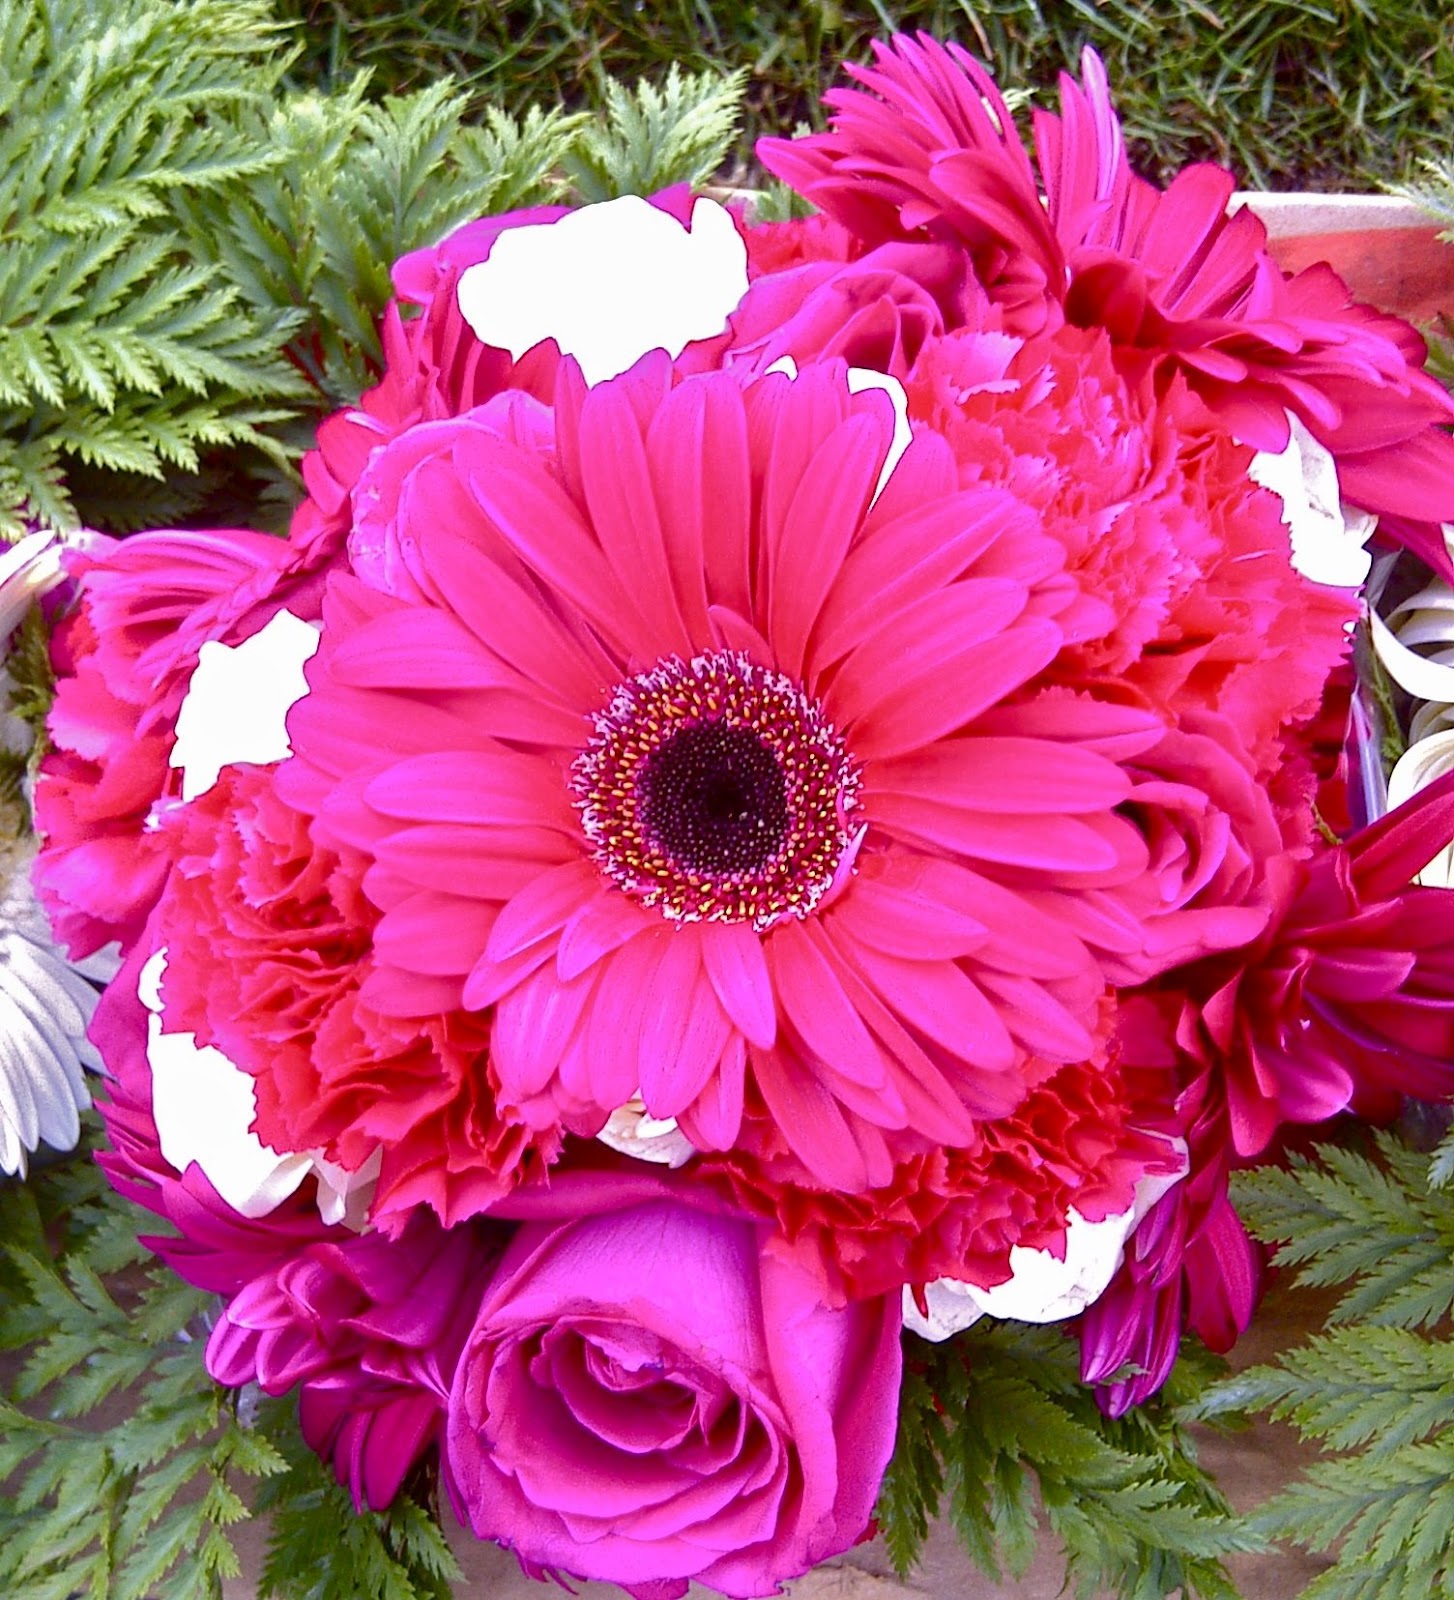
xmin=446 ymin=1193 xmax=901 ymax=1599
xmin=209 ymin=1211 xmax=502 ymax=1511
xmin=1078 ymin=1046 xmax=1259 ymax=1416
xmin=281 ymin=356 xmax=1157 ymax=1194
xmin=1200 ymin=768 xmax=1454 ymax=1155
xmin=759 ymin=34 xmax=1454 ymax=550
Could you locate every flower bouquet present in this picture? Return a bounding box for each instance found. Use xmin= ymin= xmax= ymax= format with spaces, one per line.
xmin=20 ymin=31 xmax=1454 ymax=1599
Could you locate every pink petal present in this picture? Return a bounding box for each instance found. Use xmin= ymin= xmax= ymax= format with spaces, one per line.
xmin=461 ymin=939 xmax=555 ymax=1011
xmin=364 ymin=751 xmax=573 ymax=828
xmin=678 ymin=1035 xmax=746 ymax=1149
xmin=421 ymin=530 xmax=612 ymax=708
xmin=751 ymin=1043 xmax=873 ymax=1192
xmin=374 ymin=824 xmax=566 ymax=898
xmin=648 ymin=377 xmax=752 ymax=635
xmin=492 ymin=964 xmax=600 ymax=1101
xmin=872 ymin=735 xmax=1133 ymax=813
xmin=769 ymin=921 xmax=892 ymax=1094
xmin=328 ymin=610 xmax=507 ymax=690
xmin=486 ymin=859 xmax=602 ymax=964
xmin=573 ymin=933 xmax=672 ymax=1110
xmin=841 ymin=939 xmax=1017 ymax=1072
xmin=829 ymin=578 xmax=1029 ymax=724
xmin=576 ymin=379 xmax=692 ymax=656
xmin=556 ymin=890 xmax=657 ymax=980
xmin=458 ymin=430 xmax=641 ymax=657
xmin=374 ymin=891 xmax=496 ymax=977
xmin=813 ymin=488 xmax=1033 ymax=667
xmin=698 ymin=921 xmax=777 ymax=1048
xmin=637 ymin=939 xmax=734 ymax=1118
xmin=976 ymin=970 xmax=1097 ymax=1060
xmin=831 ymin=870 xmax=988 ymax=960
xmin=845 ymin=619 xmax=1063 ymax=759
xmin=767 ymin=412 xmax=886 ymax=680
xmin=870 ymin=795 xmax=1127 ymax=872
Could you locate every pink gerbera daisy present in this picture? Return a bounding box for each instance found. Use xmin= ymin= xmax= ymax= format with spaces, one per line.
xmin=280 ymin=356 xmax=1155 ymax=1194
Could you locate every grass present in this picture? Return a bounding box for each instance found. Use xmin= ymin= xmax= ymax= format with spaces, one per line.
xmin=275 ymin=0 xmax=1454 ymax=192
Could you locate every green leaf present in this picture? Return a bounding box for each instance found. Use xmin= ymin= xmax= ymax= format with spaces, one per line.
xmin=1211 ymin=1126 xmax=1454 ymax=1598
xmin=876 ymin=1322 xmax=1254 ymax=1599
xmin=563 ymin=64 xmax=747 ymax=203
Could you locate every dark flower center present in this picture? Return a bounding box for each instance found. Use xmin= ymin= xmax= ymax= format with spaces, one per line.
xmin=639 ymin=721 xmax=789 ymax=876
xmin=571 ymin=651 xmax=860 ymax=929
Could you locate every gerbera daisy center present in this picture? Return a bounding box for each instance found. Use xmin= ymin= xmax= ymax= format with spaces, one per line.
xmin=640 ymin=720 xmax=788 ymax=875
xmin=572 ymin=652 xmax=860 ymax=929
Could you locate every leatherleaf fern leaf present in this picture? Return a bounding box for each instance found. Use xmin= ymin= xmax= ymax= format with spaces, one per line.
xmin=1194 ymin=1126 xmax=1454 ymax=1598
xmin=3 ymin=2 xmax=748 ymax=535
xmin=0 ymin=0 xmax=310 ymax=536
xmin=876 ymin=1320 xmax=1257 ymax=1600
xmin=178 ymin=78 xmax=585 ymax=413
xmin=0 ymin=1117 xmax=456 ymax=1600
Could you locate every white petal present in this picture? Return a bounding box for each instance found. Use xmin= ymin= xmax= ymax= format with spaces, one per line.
xmin=1370 ymin=604 xmax=1454 ymax=704
xmin=312 ymin=1147 xmax=381 ymax=1230
xmin=0 ymin=857 xmax=100 ymax=1173
xmin=596 ymin=1092 xmax=696 ymax=1168
xmin=1386 ymin=729 xmax=1454 ymax=887
xmin=0 ymin=527 xmax=106 ymax=644
xmin=142 ymin=949 xmax=312 ymax=1217
xmin=169 ymin=609 xmax=319 ymax=801
xmin=456 ymin=195 xmax=749 ymax=387
xmin=1247 ymin=413 xmax=1374 ymax=589
xmin=901 ymin=1279 xmax=986 ymax=1342
xmin=904 ymin=1137 xmax=1188 ymax=1339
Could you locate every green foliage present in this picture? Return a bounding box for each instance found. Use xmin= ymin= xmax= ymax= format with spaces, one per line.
xmin=877 ymin=1321 xmax=1255 ymax=1600
xmin=276 ymin=0 xmax=1454 ymax=194
xmin=1198 ymin=1131 xmax=1454 ymax=1598
xmin=0 ymin=1136 xmax=284 ymax=1600
xmin=181 ymin=80 xmax=584 ymax=413
xmin=0 ymin=602 xmax=56 ymax=822
xmin=562 ymin=64 xmax=748 ymax=203
xmin=0 ymin=1123 xmax=465 ymax=1600
xmin=0 ymin=0 xmax=312 ymax=535
xmin=254 ymin=1398 xmax=460 ymax=1600
xmin=1231 ymin=1132 xmax=1454 ymax=1330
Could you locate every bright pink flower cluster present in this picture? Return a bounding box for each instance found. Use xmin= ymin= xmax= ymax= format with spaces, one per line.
xmin=37 ymin=35 xmax=1454 ymax=1595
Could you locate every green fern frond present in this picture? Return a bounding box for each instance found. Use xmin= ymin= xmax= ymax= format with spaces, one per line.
xmin=0 ymin=1130 xmax=286 ymax=1600
xmin=0 ymin=0 xmax=309 ymax=535
xmin=453 ymin=104 xmax=586 ymax=215
xmin=876 ymin=1323 xmax=1253 ymax=1600
xmin=255 ymin=1402 xmax=461 ymax=1600
xmin=1206 ymin=1127 xmax=1454 ymax=1598
xmin=1233 ymin=1133 xmax=1454 ymax=1329
xmin=563 ymin=64 xmax=747 ymax=203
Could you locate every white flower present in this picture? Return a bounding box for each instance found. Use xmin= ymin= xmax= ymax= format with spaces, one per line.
xmin=140 ymin=948 xmax=377 ymax=1226
xmin=596 ymin=1093 xmax=696 ymax=1167
xmin=169 ymin=608 xmax=319 ymax=802
xmin=0 ymin=529 xmax=69 ymax=643
xmin=1369 ymin=543 xmax=1454 ymax=885
xmin=1369 ymin=560 xmax=1454 ymax=706
xmin=0 ymin=843 xmax=111 ymax=1176
xmin=456 ymin=194 xmax=749 ymax=387
xmin=902 ymin=1140 xmax=1187 ymax=1341
xmin=1247 ymin=412 xmax=1377 ymax=589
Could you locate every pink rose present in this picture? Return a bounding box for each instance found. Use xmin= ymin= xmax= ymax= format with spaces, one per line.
xmin=727 ymin=238 xmax=964 ymax=379
xmin=446 ymin=1195 xmax=902 ymax=1599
